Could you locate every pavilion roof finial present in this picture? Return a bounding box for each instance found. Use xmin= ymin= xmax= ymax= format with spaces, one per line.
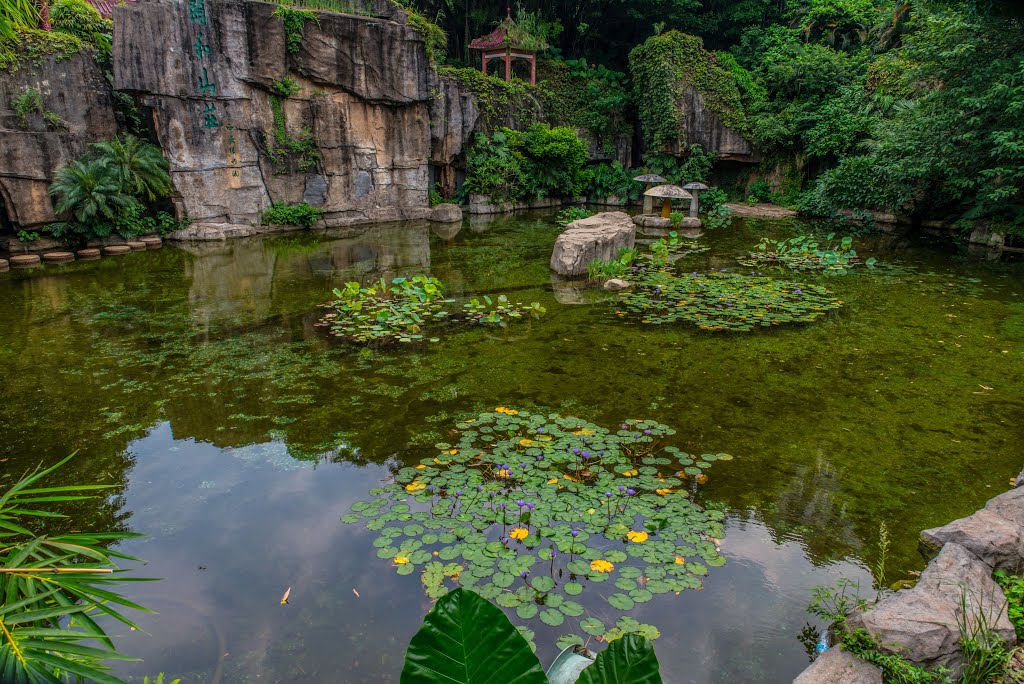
xmin=507 ymin=2 xmax=511 ymax=19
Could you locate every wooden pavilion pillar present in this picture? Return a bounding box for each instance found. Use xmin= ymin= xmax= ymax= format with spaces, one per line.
xmin=529 ymin=55 xmax=536 ymax=85
xmin=504 ymin=47 xmax=511 ymax=81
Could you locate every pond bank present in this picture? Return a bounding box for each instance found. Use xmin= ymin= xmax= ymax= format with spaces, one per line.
xmin=794 ymin=470 xmax=1024 ymax=682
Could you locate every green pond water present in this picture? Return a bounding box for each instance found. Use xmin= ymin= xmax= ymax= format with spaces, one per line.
xmin=0 ymin=212 xmax=1022 ymax=682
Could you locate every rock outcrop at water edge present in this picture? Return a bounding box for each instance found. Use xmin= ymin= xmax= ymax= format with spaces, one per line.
xmin=550 ymin=211 xmax=635 ymax=277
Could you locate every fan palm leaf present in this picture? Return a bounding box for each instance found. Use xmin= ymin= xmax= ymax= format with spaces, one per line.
xmin=90 ymin=135 xmax=172 ymax=202
xmin=48 ymin=158 xmax=132 ymax=229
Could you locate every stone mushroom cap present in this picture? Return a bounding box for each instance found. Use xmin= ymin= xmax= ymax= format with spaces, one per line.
xmin=682 ymin=181 xmax=709 ymax=191
xmin=644 ymin=184 xmax=692 ymax=200
xmin=634 ymin=174 xmax=668 ymax=185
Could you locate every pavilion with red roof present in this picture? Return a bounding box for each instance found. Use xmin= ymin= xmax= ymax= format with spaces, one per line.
xmin=468 ymin=5 xmax=537 ymax=85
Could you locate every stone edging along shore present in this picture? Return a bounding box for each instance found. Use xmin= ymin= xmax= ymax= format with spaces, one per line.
xmin=793 ymin=471 xmax=1024 ymax=683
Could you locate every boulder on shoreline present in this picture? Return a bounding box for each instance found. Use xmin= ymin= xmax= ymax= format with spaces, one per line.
xmin=845 ymin=542 xmax=1015 ymax=675
xmin=550 ymin=212 xmax=635 ymax=277
xmin=792 ymin=647 xmax=882 ymax=684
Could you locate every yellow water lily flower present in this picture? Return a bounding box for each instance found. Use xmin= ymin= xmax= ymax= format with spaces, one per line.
xmin=656 ymin=488 xmax=673 ymax=496
xmin=509 ymin=527 xmax=529 ymax=540
xmin=394 ymin=554 xmax=410 ymax=565
xmin=626 ymin=531 xmax=649 ymax=543
xmin=415 ymin=464 xmax=426 ymax=469
xmin=675 ymin=555 xmax=686 ymax=565
xmin=433 ymin=458 xmax=451 ymax=465
xmin=406 ymin=481 xmax=426 ymax=492
xmin=623 ymin=469 xmax=638 ymax=477
xmin=590 ymin=559 xmax=615 ymax=573
xmin=496 ymin=469 xmax=511 ymax=478
xmin=519 ymin=439 xmax=535 ymax=447
xmin=448 ymin=449 xmax=459 ymax=455
xmin=547 ymin=478 xmax=559 ymax=485
xmin=695 ymin=474 xmax=708 ymax=484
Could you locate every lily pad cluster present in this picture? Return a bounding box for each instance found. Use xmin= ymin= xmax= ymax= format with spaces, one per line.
xmin=618 ymin=270 xmax=842 ymax=332
xmin=738 ymin=234 xmax=876 ymax=274
xmin=341 ymin=409 xmax=731 ymax=641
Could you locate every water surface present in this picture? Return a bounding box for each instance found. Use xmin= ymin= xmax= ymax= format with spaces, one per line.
xmin=1 ymin=214 xmax=1022 ymax=682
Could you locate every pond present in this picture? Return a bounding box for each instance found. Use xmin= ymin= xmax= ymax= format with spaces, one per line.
xmin=1 ymin=212 xmax=1022 ymax=682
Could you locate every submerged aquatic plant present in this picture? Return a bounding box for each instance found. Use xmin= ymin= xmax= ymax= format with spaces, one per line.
xmin=319 ymin=276 xmax=546 ymax=345
xmin=319 ymin=276 xmax=448 ymax=344
xmin=739 ymin=234 xmax=877 ymax=274
xmin=645 ymin=231 xmax=709 ymax=268
xmin=618 ymin=270 xmax=842 ymax=332
xmin=462 ymin=295 xmax=546 ymax=327
xmin=342 ymin=409 xmax=731 ymax=642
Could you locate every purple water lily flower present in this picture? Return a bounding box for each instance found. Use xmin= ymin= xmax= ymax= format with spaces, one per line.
xmin=582 ymin=451 xmax=590 ymax=458
xmin=618 ymin=485 xmax=625 ymax=492
xmin=526 ymin=502 xmax=535 ymax=510
xmin=572 ymin=448 xmax=581 ymax=454
xmin=515 ymin=499 xmax=526 ymax=507
xmin=571 ymin=529 xmax=580 ymax=537
xmin=626 ymin=488 xmax=636 ymax=496
xmin=605 ymin=492 xmax=613 ymax=498
xmin=520 ymin=570 xmax=529 ymax=578
xmin=455 ymin=490 xmax=463 ymax=496
xmin=644 ymin=429 xmax=652 ymax=435
xmin=536 ymin=428 xmax=545 ymax=433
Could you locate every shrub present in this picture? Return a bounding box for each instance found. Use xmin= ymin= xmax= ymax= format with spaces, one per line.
xmin=586 ymin=161 xmax=641 ymax=203
xmin=261 ymin=201 xmax=323 ymax=227
xmin=555 ymin=206 xmax=594 ymax=226
xmin=50 ymin=0 xmax=111 ymax=58
xmin=463 ymin=124 xmax=589 ymax=203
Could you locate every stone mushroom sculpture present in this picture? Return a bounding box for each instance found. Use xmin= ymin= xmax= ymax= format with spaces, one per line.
xmin=644 ymin=184 xmax=692 ymax=220
xmin=634 ymin=174 xmax=667 ymax=215
xmin=682 ymin=181 xmax=709 ymax=218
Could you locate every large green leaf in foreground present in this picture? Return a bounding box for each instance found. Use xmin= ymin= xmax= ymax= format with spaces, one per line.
xmin=577 ymin=634 xmax=663 ymax=684
xmin=401 ymin=588 xmax=548 ymax=684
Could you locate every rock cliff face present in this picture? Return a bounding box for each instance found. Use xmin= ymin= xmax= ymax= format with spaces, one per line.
xmin=0 ymin=50 xmax=118 ymax=230
xmin=113 ymin=0 xmax=433 ymax=230
xmin=678 ymin=86 xmax=756 ymax=162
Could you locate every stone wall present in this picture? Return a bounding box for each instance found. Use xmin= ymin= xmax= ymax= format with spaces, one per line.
xmin=0 ymin=50 xmax=119 ymax=231
xmin=113 ymin=0 xmax=432 ymax=232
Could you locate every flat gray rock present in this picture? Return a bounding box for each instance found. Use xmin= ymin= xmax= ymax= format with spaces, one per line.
xmin=792 ymin=648 xmax=882 ymax=684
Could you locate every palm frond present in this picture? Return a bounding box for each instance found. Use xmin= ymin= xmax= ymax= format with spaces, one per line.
xmin=0 ymin=456 xmax=153 ymax=683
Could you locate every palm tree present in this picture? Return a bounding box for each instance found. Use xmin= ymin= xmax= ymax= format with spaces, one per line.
xmin=49 ymin=158 xmax=133 ymax=228
xmin=91 ymin=135 xmax=173 ymax=202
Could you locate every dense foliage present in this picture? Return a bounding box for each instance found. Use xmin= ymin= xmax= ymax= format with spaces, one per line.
xmin=404 ymin=0 xmax=1024 ymax=238
xmin=463 ymin=124 xmax=589 ymax=203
